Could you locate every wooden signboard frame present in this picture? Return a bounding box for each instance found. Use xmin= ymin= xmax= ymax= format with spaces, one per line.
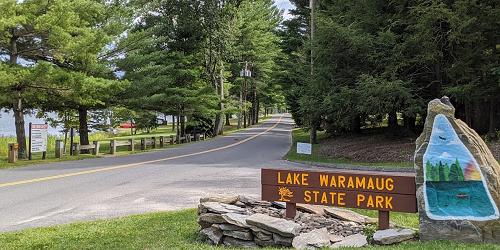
xmin=29 ymin=122 xmax=48 ymax=160
xmin=261 ymin=168 xmax=417 ymax=229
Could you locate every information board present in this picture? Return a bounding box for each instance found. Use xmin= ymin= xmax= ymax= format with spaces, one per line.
xmin=30 ymin=124 xmax=48 ymax=153
xmin=296 ymin=142 xmax=312 ymax=155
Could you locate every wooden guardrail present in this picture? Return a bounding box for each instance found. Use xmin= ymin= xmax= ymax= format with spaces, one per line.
xmin=72 ymin=141 xmax=100 ymax=156
xmin=54 ymin=132 xmax=210 ymax=158
xmin=110 ymin=139 xmax=134 ymax=155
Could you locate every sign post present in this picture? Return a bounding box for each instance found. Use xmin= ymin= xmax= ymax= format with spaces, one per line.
xmin=29 ymin=123 xmax=48 ymax=160
xmin=261 ymin=169 xmax=417 ymax=230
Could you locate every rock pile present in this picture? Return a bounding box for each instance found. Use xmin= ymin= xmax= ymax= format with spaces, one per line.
xmin=198 ymin=195 xmax=416 ymax=248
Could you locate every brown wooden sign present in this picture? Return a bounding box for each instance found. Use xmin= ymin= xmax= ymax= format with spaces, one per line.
xmin=261 ymin=169 xmax=417 ymax=229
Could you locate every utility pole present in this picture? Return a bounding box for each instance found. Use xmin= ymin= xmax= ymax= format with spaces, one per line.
xmin=238 ymin=61 xmax=252 ymax=128
xmin=310 ymin=0 xmax=315 ymax=76
xmin=309 ymin=0 xmax=318 ymax=144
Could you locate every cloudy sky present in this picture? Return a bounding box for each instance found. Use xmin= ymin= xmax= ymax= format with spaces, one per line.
xmin=275 ymin=0 xmax=294 ymax=19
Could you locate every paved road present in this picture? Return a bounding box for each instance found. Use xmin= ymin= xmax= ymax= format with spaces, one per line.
xmin=0 ymin=114 xmax=303 ymax=232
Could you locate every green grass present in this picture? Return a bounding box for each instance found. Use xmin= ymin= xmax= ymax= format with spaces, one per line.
xmin=0 ymin=209 xmax=497 ymax=250
xmin=349 ymin=208 xmax=419 ymax=229
xmin=285 ymin=128 xmax=413 ymax=168
xmin=0 ymin=154 xmax=98 ymax=169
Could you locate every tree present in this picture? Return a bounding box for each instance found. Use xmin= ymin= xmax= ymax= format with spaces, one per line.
xmin=0 ymin=0 xmax=130 ymax=155
xmin=232 ymin=0 xmax=283 ymax=126
xmin=118 ymin=0 xmax=219 ymax=138
xmin=283 ymin=0 xmax=500 ymax=139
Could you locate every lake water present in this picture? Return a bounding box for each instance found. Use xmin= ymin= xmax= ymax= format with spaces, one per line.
xmin=0 ymin=109 xmax=175 ymax=137
xmin=426 ymin=181 xmax=498 ymax=219
xmin=0 ymin=109 xmax=61 ymax=137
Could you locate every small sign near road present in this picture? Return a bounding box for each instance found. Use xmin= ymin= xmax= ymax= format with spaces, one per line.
xmin=29 ymin=123 xmax=48 ymax=160
xmin=296 ymin=142 xmax=312 ymax=155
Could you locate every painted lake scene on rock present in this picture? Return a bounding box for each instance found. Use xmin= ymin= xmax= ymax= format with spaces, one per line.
xmin=423 ymin=114 xmax=499 ymax=221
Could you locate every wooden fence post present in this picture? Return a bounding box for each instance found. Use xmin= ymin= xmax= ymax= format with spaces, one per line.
xmin=93 ymin=141 xmax=100 ymax=156
xmin=8 ymin=143 xmax=18 ymax=163
xmin=140 ymin=138 xmax=146 ymax=150
xmin=72 ymin=143 xmax=80 ymax=156
xmin=159 ymin=136 xmax=164 ymax=147
xmin=110 ymin=140 xmax=116 ymax=155
xmin=129 ymin=139 xmax=135 ymax=151
xmin=55 ymin=140 xmax=63 ymax=158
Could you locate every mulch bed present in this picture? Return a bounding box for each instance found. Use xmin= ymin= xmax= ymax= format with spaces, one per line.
xmin=317 ymin=134 xmax=500 ymax=164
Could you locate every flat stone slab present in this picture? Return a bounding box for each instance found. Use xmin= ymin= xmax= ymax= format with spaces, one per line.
xmin=218 ymin=223 xmax=244 ymax=231
xmin=273 ymin=233 xmax=293 ymax=246
xmin=199 ymin=202 xmax=246 ymax=214
xmin=292 ymin=228 xmax=331 ymax=249
xmin=297 ymin=204 xmax=326 ymax=216
xmin=200 ymin=195 xmax=238 ymax=204
xmin=198 ymin=213 xmax=225 ymax=224
xmin=246 ymin=213 xmax=301 ymax=237
xmin=331 ymin=233 xmax=367 ymax=248
xmin=223 ymin=236 xmax=258 ymax=248
xmin=223 ymin=230 xmax=253 ymax=241
xmin=222 ymin=213 xmax=250 ymax=228
xmin=200 ymin=227 xmax=223 ymax=244
xmin=324 ymin=207 xmax=374 ymax=224
xmin=373 ymin=228 xmax=416 ymax=245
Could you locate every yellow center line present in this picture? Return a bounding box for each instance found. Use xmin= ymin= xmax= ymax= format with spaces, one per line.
xmin=0 ymin=116 xmax=284 ymax=189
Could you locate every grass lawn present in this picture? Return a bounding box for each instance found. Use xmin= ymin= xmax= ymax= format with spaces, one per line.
xmin=285 ymin=128 xmax=413 ymax=168
xmin=0 ymin=209 xmax=497 ymax=250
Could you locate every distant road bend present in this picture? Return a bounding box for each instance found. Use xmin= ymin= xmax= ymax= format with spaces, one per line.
xmin=0 ymin=114 xmax=295 ymax=232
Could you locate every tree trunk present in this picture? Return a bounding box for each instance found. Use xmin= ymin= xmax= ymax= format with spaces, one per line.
xmin=403 ymin=114 xmax=416 ymax=133
xmin=255 ymin=99 xmax=260 ymax=124
xmin=180 ymin=115 xmax=186 ymax=137
xmin=243 ymin=110 xmax=247 ymax=128
xmin=388 ymin=111 xmax=398 ymax=130
xmin=310 ymin=121 xmax=318 ymax=144
xmin=176 ymin=114 xmax=180 ymax=139
xmin=130 ymin=119 xmax=134 ymax=135
xmin=171 ymin=115 xmax=175 ymax=131
xmin=78 ymin=108 xmax=90 ymax=147
xmin=238 ymin=85 xmax=243 ymax=129
xmin=13 ymin=92 xmax=27 ymax=159
xmin=10 ymin=35 xmax=27 ymax=159
xmin=431 ymin=63 xmax=442 ymax=98
xmin=225 ymin=113 xmax=231 ymax=126
xmin=213 ymin=66 xmax=225 ymax=135
xmin=77 ymin=108 xmax=90 ymax=154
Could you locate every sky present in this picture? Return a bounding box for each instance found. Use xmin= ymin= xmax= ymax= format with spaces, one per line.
xmin=275 ymin=0 xmax=294 ymax=19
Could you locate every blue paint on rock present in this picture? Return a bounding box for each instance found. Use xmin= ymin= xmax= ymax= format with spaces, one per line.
xmin=423 ymin=114 xmax=499 ymax=220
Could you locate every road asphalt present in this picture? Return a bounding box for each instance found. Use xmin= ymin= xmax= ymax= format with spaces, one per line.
xmin=0 ymin=114 xmax=310 ymax=232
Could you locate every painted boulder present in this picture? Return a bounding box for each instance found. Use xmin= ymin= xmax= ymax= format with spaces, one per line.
xmin=415 ymin=97 xmax=500 ymax=243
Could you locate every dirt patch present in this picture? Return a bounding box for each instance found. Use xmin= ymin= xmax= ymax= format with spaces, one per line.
xmin=317 ymin=134 xmax=500 ymax=164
